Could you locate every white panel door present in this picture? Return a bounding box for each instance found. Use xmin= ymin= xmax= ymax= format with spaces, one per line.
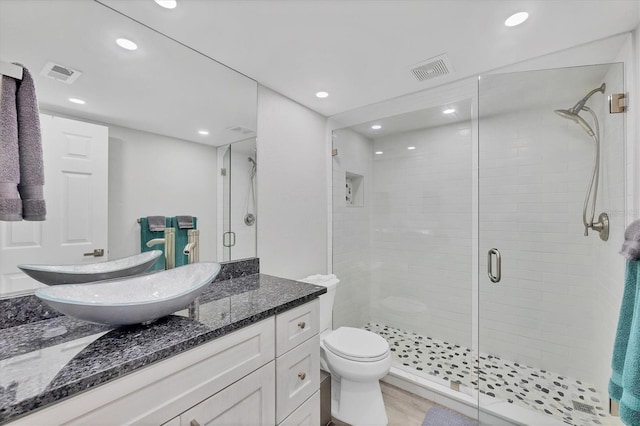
xmin=0 ymin=114 xmax=108 ymax=295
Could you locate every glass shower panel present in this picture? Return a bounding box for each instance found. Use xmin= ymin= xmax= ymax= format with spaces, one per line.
xmin=221 ymin=145 xmax=231 ymax=261
xmin=228 ymin=138 xmax=257 ymax=261
xmin=478 ymin=63 xmax=625 ymax=425
xmin=218 ymin=138 xmax=257 ymax=262
xmin=332 ymin=101 xmax=476 ymax=397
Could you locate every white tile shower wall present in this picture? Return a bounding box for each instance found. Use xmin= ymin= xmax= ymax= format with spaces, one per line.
xmin=332 ymin=128 xmax=372 ymax=329
xmin=369 ymin=123 xmax=473 ymax=348
xmin=477 ymin=101 xmax=621 ymax=384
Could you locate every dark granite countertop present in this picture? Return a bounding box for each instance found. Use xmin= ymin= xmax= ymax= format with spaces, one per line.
xmin=0 ymin=273 xmax=326 ymax=424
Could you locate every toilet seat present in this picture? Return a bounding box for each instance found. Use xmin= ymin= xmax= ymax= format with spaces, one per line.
xmin=324 ymin=327 xmax=389 ymax=362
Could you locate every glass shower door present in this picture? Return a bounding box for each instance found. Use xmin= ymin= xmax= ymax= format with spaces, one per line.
xmin=478 ymin=63 xmax=625 ymax=425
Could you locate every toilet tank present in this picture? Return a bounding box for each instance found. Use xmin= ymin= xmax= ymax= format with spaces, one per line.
xmin=299 ymin=274 xmax=340 ymax=334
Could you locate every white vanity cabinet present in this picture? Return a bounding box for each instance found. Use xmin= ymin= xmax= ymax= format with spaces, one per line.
xmin=275 ymin=299 xmax=321 ymax=425
xmin=9 ymin=299 xmax=321 ymax=426
xmin=177 ymin=361 xmax=276 ymax=426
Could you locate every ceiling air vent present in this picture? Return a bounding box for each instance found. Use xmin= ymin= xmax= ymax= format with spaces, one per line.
xmin=40 ymin=61 xmax=82 ymax=84
xmin=410 ymin=54 xmax=453 ymax=82
xmin=226 ymin=125 xmax=255 ymax=135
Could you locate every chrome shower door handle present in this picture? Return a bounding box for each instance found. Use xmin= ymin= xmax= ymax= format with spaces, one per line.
xmin=487 ymin=248 xmax=501 ymax=283
xmin=223 ymin=232 xmax=237 ymax=248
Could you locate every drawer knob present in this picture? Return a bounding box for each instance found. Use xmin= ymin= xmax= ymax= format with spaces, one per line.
xmin=297 ymin=321 xmax=306 ymax=329
xmin=190 ymin=420 xmax=201 ymax=426
xmin=298 ymin=372 xmax=306 ymax=380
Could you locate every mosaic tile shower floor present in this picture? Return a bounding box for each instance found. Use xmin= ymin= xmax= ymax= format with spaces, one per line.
xmin=365 ymin=323 xmax=620 ymax=426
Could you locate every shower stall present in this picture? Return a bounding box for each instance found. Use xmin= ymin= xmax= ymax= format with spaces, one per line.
xmin=331 ymin=62 xmax=626 ymax=425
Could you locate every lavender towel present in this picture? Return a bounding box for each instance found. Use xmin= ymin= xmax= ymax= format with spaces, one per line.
xmin=16 ymin=66 xmax=46 ymax=221
xmin=620 ymin=219 xmax=640 ymax=261
xmin=0 ymin=75 xmax=22 ymax=221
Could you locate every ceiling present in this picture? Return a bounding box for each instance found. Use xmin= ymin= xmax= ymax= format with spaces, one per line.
xmin=100 ymin=0 xmax=639 ymax=117
xmin=347 ymin=99 xmax=473 ymax=139
xmin=1 ymin=0 xmax=638 ymax=144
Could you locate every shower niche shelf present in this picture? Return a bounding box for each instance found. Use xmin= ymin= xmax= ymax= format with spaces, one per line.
xmin=345 ymin=172 xmax=364 ymax=207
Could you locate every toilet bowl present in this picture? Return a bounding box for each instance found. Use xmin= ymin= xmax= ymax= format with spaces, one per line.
xmin=300 ymin=275 xmax=391 ymax=426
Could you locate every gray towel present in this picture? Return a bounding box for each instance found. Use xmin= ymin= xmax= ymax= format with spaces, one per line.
xmin=0 ymin=75 xmax=22 ymax=221
xmin=147 ymin=216 xmax=166 ymax=231
xmin=620 ymin=219 xmax=640 ymax=260
xmin=16 ymin=66 xmax=46 ymax=221
xmin=176 ymin=215 xmax=194 ymax=229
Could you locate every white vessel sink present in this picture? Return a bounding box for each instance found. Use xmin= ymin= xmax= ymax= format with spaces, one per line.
xmin=18 ymin=251 xmax=163 ymax=285
xmin=35 ymin=262 xmax=221 ymax=326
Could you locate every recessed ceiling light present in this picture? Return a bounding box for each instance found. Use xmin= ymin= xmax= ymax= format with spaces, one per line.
xmin=443 ymin=108 xmax=456 ymax=114
xmin=154 ymin=0 xmax=177 ymax=9
xmin=375 ymin=151 xmax=383 ymax=155
xmin=116 ymin=38 xmax=138 ymax=51
xmin=505 ymin=12 xmax=529 ymax=27
xmin=371 ymin=124 xmax=382 ymax=130
xmin=407 ymin=146 xmax=416 ymax=150
xmin=68 ymin=98 xmax=85 ymax=105
xmin=316 ymin=91 xmax=329 ymax=98
xmin=198 ymin=130 xmax=209 ymax=135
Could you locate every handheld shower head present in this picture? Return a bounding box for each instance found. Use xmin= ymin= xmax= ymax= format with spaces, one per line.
xmin=554 ymin=108 xmax=595 ymax=136
xmin=553 ymin=82 xmax=609 ymax=241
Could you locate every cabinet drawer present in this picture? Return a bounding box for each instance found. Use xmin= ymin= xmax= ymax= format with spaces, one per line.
xmin=276 ymin=299 xmax=319 ymax=356
xmin=279 ymin=391 xmax=320 ymax=426
xmin=276 ymin=334 xmax=320 ymax=423
xmin=179 ymin=361 xmax=275 ymax=426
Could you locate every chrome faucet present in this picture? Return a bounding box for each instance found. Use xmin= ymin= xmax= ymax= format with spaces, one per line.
xmin=183 ymin=229 xmax=200 ymax=264
xmin=146 ymin=238 xmax=165 ymax=248
xmin=185 ymin=229 xmax=200 ymax=320
xmin=145 ymin=228 xmax=175 ymax=269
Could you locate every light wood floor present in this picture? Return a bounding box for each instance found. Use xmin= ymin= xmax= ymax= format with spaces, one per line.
xmin=332 ymin=381 xmax=437 ymax=426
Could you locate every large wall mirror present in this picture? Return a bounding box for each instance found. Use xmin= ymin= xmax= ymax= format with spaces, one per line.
xmin=0 ymin=0 xmax=258 ymax=297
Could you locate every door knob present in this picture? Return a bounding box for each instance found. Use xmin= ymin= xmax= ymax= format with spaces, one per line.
xmin=84 ymin=249 xmax=104 ymax=257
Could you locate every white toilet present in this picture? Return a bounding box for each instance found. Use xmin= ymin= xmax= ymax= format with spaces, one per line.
xmin=300 ymin=274 xmax=391 ymax=426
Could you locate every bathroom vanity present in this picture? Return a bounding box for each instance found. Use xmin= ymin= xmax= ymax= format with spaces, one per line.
xmin=0 ymin=268 xmax=325 ymax=425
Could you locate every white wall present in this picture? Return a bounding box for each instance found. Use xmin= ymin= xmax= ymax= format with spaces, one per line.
xmin=108 ymin=125 xmax=217 ymax=262
xmin=256 ymin=86 xmax=328 ymax=279
xmin=332 ymin=128 xmax=372 ymax=328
